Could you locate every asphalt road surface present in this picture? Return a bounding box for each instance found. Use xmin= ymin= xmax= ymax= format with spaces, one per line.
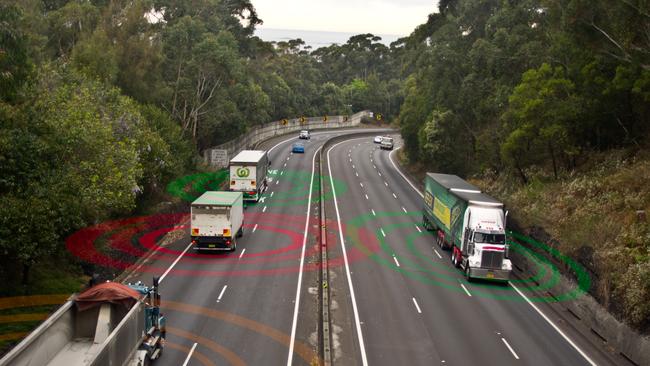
xmin=124 ymin=130 xmax=623 ymax=366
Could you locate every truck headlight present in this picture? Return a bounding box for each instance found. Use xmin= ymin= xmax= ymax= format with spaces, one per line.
xmin=502 ymin=259 xmax=512 ymax=271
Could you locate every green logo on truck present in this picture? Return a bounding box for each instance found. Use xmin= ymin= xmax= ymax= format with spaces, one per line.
xmin=236 ymin=167 xmax=250 ymax=178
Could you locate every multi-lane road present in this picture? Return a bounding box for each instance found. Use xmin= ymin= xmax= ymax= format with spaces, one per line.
xmin=125 ymin=129 xmax=621 ymax=365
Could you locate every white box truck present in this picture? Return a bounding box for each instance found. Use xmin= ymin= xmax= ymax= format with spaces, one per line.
xmin=229 ymin=150 xmax=269 ymax=202
xmin=422 ymin=173 xmax=512 ymax=282
xmin=191 ymin=191 xmax=244 ymax=252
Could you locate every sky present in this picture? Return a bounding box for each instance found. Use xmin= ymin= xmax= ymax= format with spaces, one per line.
xmin=251 ymin=0 xmax=439 ymax=37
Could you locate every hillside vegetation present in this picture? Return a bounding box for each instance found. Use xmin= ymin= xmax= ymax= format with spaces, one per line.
xmin=394 ymin=0 xmax=649 ymax=332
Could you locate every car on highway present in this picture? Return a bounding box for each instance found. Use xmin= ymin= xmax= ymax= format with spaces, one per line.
xmin=299 ymin=130 xmax=310 ymax=139
xmin=380 ymin=137 xmax=394 ymax=150
xmin=373 ymin=135 xmax=383 ymax=143
xmin=292 ymin=142 xmax=305 ymax=153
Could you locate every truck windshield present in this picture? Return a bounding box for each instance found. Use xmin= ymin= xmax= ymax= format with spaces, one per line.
xmin=474 ymin=233 xmax=505 ymax=244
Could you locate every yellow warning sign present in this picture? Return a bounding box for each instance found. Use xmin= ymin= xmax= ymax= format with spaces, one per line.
xmin=281 ymin=119 xmax=288 ymax=125
xmin=323 ymin=115 xmax=328 ymax=122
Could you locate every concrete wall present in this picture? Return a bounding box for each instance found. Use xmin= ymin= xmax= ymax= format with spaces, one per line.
xmin=203 ymin=111 xmax=372 ymax=168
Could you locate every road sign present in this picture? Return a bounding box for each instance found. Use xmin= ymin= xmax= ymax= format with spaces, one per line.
xmin=343 ymin=115 xmax=349 ymax=122
xmin=281 ymin=119 xmax=288 ymax=125
xmin=299 ymin=116 xmax=306 ymax=124
xmin=323 ymin=115 xmax=328 ymax=122
xmin=376 ymin=113 xmax=383 ymax=121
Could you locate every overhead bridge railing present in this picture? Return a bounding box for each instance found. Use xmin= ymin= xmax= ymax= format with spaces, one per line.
xmin=203 ymin=111 xmax=373 ymax=168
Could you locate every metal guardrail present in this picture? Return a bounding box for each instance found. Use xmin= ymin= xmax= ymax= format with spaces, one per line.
xmin=203 ymin=111 xmax=372 ymax=168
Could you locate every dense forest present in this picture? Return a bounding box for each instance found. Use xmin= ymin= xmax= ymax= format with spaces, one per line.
xmin=0 ymin=0 xmax=649 ymax=332
xmin=0 ymin=0 xmax=399 ymax=290
xmin=394 ymin=0 xmax=649 ymax=332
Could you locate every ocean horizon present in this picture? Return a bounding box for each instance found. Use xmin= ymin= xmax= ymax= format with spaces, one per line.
xmin=254 ymin=28 xmax=404 ymax=50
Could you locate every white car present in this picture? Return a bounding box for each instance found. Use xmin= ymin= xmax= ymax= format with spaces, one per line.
xmin=380 ymin=137 xmax=394 ymax=150
xmin=299 ymin=130 xmax=310 ymax=139
xmin=373 ymin=136 xmax=383 ymax=143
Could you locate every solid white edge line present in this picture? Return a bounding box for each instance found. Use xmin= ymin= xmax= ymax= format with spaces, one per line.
xmin=182 ymin=342 xmax=198 ymax=366
xmin=389 ymin=145 xmax=596 ymax=365
xmin=253 ymin=224 xmax=258 ymax=232
xmin=501 ymin=338 xmax=520 ymax=360
xmin=239 ymin=248 xmax=246 ymax=259
xmin=287 ymin=145 xmax=321 ymax=366
xmin=159 ymin=241 xmax=193 ymax=284
xmin=460 ymin=283 xmax=473 ymax=297
xmin=263 ymin=206 xmax=267 ymax=213
xmin=415 ymin=225 xmax=422 ymax=233
xmin=393 ymin=256 xmax=400 ymax=267
xmin=412 ymin=297 xmax=422 ymax=314
xmin=402 ymin=207 xmax=408 ymax=213
xmin=511 ymin=284 xmax=596 ymax=365
xmin=327 ymin=140 xmax=369 ymax=366
xmin=434 ymin=249 xmax=442 ymax=259
xmin=388 ymin=147 xmax=423 ymax=198
xmin=392 ymin=193 xmax=397 ymax=199
xmin=371 ymin=209 xmax=376 ymax=216
xmin=380 ymin=228 xmax=386 ymax=237
xmin=217 ymin=285 xmax=228 ymax=302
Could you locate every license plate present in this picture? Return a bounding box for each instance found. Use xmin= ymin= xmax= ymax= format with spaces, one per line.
xmin=486 ymin=272 xmax=494 ymax=279
xmin=208 ymin=244 xmax=216 ymax=248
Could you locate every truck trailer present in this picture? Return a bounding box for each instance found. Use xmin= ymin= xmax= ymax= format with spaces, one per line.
xmin=422 ymin=173 xmax=512 ymax=282
xmin=191 ymin=191 xmax=244 ymax=252
xmin=229 ymin=150 xmax=269 ymax=202
xmin=0 ymin=278 xmax=165 ymax=366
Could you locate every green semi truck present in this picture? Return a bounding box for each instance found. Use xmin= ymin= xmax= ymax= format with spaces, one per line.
xmin=422 ymin=173 xmax=512 ymax=282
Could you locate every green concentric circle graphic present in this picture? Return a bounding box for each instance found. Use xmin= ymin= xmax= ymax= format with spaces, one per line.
xmin=344 ymin=211 xmax=590 ymax=302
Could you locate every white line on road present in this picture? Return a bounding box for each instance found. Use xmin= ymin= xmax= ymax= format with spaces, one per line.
xmin=460 ymin=283 xmax=472 ymax=297
xmin=182 ymin=342 xmax=198 ymax=366
xmin=262 ymin=206 xmax=267 ymax=213
xmin=360 ymin=182 xmax=364 ymax=188
xmin=284 ymin=163 xmax=287 ymax=167
xmin=355 ymin=172 xmax=359 ymax=177
xmin=412 ymin=298 xmax=422 ymax=314
xmin=415 ymin=225 xmax=422 ymax=233
xmin=239 ymin=248 xmax=246 ymax=259
xmin=502 ymin=338 xmax=520 ymax=360
xmin=287 ymin=156 xmax=290 ymax=160
xmin=349 ymin=158 xmax=352 ymax=162
xmin=270 ymin=191 xmax=275 ymax=197
xmin=378 ymin=172 xmax=382 ymax=177
xmin=384 ymin=181 xmax=388 ymax=186
xmin=380 ymin=228 xmax=386 ymax=237
xmin=510 ymin=284 xmax=596 ymax=365
xmin=287 ymin=146 xmax=322 ymax=366
xmin=327 ymin=140 xmax=368 ymax=366
xmin=371 ymin=209 xmax=376 ymax=216
xmin=217 ymin=285 xmax=228 ymax=303
xmin=252 ymin=224 xmax=258 ymax=232
xmin=353 ymin=164 xmax=355 ymax=169
xmin=365 ymin=194 xmax=369 ymax=200
xmin=280 ymin=171 xmax=284 ymax=176
xmin=393 ymin=256 xmax=400 ymax=267
xmin=392 ymin=193 xmax=397 ymax=199
xmin=434 ymin=249 xmax=442 ymax=259
xmin=276 ymin=180 xmax=280 ymax=185
xmin=373 ymin=165 xmax=376 ymax=169
xmin=159 ymin=240 xmax=193 ymax=284
xmin=390 ymin=146 xmax=597 ymax=366
xmin=402 ymin=207 xmax=408 ymax=213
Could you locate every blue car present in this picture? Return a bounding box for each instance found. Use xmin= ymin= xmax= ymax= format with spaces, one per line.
xmin=292 ymin=142 xmax=305 ymax=153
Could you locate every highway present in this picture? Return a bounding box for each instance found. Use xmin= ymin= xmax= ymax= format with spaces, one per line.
xmin=322 ymin=135 xmax=621 ymax=366
xmin=124 ymin=129 xmax=389 ymax=366
xmin=121 ymin=129 xmax=623 ymax=366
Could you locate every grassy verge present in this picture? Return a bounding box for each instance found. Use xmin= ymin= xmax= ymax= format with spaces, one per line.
xmin=473 ymin=149 xmax=650 ymax=332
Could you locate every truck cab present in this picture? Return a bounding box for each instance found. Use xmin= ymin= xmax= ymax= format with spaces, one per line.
xmin=460 ymin=206 xmax=511 ymax=281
